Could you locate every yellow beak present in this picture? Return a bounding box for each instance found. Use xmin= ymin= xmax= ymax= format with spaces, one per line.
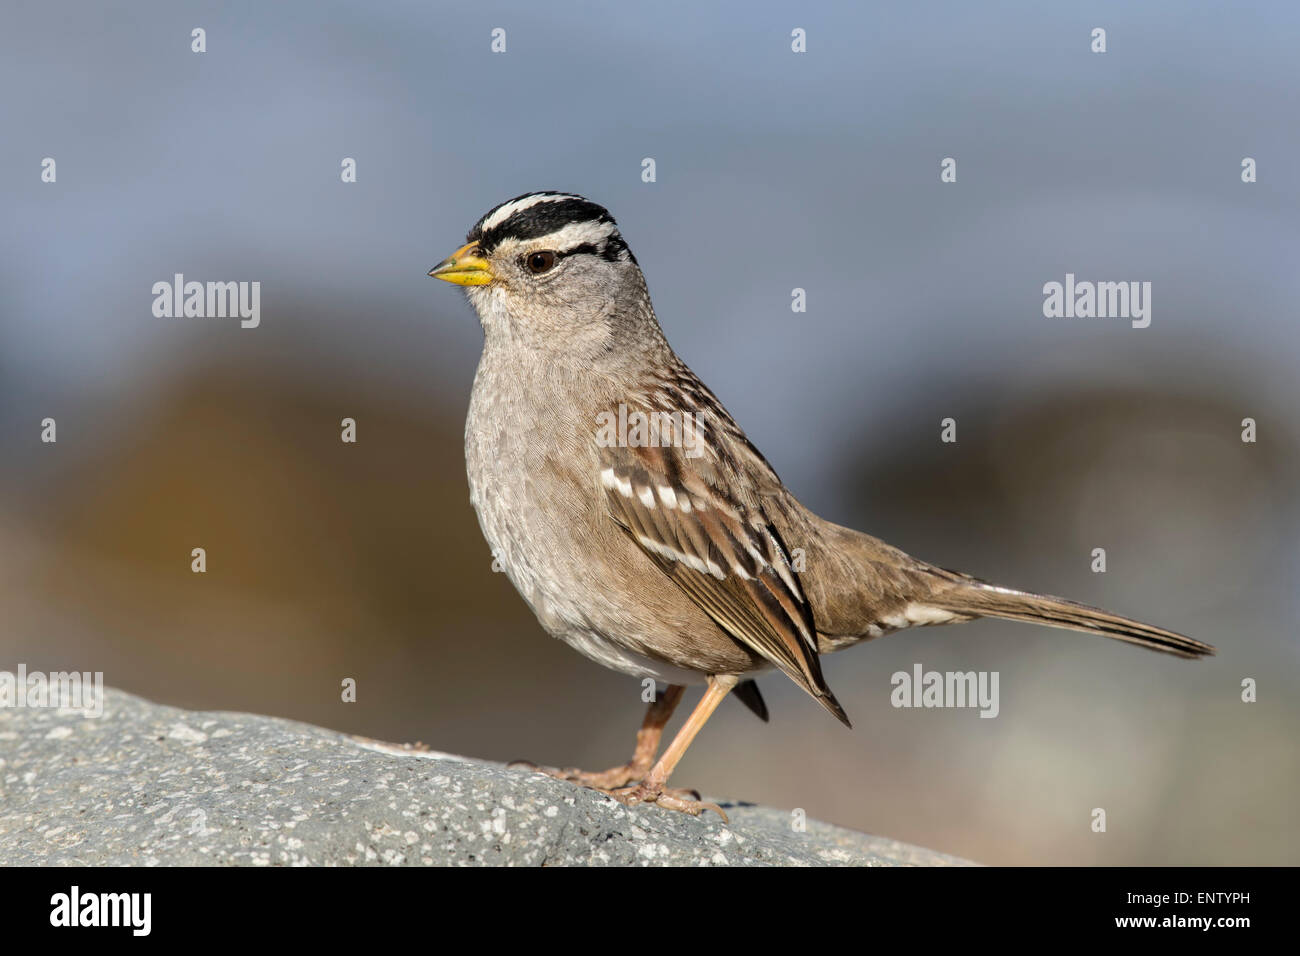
xmin=428 ymin=242 xmax=493 ymax=285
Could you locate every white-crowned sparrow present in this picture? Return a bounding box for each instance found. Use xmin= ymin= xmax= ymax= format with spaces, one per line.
xmin=429 ymin=191 xmax=1215 ymax=819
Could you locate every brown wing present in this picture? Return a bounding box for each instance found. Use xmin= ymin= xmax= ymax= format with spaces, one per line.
xmin=597 ymin=390 xmax=849 ymax=726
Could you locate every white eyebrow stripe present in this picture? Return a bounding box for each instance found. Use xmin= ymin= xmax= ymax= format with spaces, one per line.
xmin=481 ymin=194 xmax=584 ymax=232
xmin=538 ymin=219 xmax=618 ymax=253
xmin=486 ymin=219 xmax=619 ymax=262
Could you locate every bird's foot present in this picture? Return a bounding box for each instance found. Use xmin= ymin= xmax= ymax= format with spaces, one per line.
xmin=606 ymin=783 xmax=729 ymax=823
xmin=509 ymin=760 xmax=726 ymax=820
xmin=507 ymin=758 xmax=647 ymax=790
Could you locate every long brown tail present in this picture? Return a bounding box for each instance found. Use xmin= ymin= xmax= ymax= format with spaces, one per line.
xmin=927 ymin=576 xmax=1215 ymax=659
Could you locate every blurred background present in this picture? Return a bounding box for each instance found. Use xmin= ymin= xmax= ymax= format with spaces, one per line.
xmin=2 ymin=1 xmax=1297 ymax=864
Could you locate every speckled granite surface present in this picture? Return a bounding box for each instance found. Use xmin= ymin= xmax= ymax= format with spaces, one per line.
xmin=0 ymin=687 xmax=972 ymax=866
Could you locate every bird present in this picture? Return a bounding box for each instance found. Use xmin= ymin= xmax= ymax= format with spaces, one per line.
xmin=428 ymin=190 xmax=1216 ymax=820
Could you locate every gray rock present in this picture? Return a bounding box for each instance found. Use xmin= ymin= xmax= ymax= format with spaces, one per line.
xmin=0 ymin=687 xmax=972 ymax=866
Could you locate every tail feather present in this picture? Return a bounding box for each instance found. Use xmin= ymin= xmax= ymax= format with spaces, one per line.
xmin=928 ymin=579 xmax=1215 ymax=659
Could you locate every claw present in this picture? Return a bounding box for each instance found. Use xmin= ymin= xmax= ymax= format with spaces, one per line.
xmin=607 ymin=784 xmax=729 ymax=823
xmin=510 ymin=760 xmax=727 ymax=821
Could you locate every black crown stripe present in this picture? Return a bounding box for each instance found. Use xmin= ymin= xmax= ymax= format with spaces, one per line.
xmin=470 ymin=194 xmax=617 ymax=253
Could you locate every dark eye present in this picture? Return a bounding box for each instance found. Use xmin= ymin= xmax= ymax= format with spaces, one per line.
xmin=525 ymin=251 xmax=557 ymax=274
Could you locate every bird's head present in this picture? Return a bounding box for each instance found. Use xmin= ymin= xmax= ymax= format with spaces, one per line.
xmin=429 ymin=192 xmax=657 ymax=354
